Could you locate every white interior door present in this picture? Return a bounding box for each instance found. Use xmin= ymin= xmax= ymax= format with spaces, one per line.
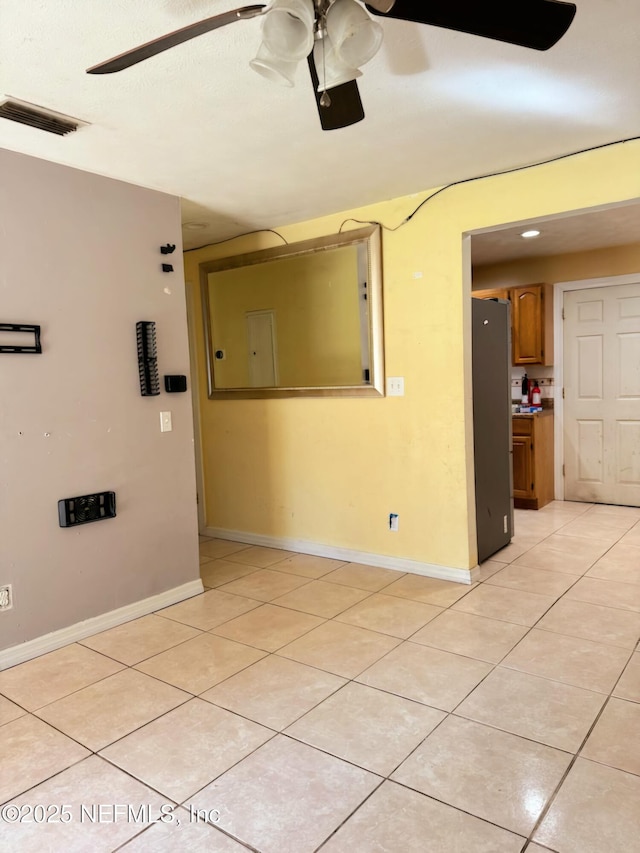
xmin=246 ymin=310 xmax=278 ymax=387
xmin=564 ymin=281 xmax=640 ymax=505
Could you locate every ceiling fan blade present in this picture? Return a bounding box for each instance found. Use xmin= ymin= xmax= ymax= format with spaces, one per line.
xmin=87 ymin=5 xmax=266 ymax=74
xmin=307 ymin=53 xmax=365 ymax=131
xmin=365 ymin=0 xmax=577 ymax=51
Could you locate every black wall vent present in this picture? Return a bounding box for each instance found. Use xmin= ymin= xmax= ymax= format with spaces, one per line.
xmin=0 ymin=99 xmax=81 ymax=136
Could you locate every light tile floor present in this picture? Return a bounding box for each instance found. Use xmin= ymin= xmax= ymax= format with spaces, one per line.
xmin=2 ymin=500 xmax=640 ymax=851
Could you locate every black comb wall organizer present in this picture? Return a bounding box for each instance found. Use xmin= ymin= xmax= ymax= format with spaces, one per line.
xmin=136 ymin=321 xmax=160 ymax=396
xmin=58 ymin=491 xmax=116 ymax=528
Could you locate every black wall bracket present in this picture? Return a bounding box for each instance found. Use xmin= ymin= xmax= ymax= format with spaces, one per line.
xmin=0 ymin=323 xmax=42 ymax=354
xmin=160 ymin=244 xmax=176 ymax=255
xmin=58 ymin=491 xmax=116 ymax=527
xmin=164 ymin=374 xmax=187 ymax=393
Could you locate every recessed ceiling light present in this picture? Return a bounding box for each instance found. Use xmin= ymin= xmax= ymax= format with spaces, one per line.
xmin=521 ymin=229 xmax=541 ymax=239
xmin=184 ymin=222 xmax=207 ymax=230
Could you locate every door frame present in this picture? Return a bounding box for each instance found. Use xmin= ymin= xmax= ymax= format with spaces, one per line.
xmin=552 ymin=271 xmax=640 ymax=500
xmin=185 ymin=278 xmax=207 ymax=531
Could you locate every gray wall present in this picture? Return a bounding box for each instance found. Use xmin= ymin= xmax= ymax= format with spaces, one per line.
xmin=0 ymin=148 xmax=199 ymax=651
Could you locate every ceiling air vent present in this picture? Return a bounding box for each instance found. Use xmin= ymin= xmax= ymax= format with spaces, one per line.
xmin=0 ymin=98 xmax=83 ymax=136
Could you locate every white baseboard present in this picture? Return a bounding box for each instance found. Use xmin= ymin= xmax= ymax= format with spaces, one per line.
xmin=203 ymin=527 xmax=475 ymax=585
xmin=0 ymin=579 xmax=204 ymax=671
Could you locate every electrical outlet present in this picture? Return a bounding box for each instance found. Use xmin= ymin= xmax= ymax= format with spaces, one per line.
xmin=387 ymin=377 xmax=405 ymax=396
xmin=0 ymin=584 xmax=13 ymax=611
xmin=389 ymin=513 xmax=399 ymax=532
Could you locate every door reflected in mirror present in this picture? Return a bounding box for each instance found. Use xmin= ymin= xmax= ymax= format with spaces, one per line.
xmin=200 ymin=225 xmax=384 ymax=398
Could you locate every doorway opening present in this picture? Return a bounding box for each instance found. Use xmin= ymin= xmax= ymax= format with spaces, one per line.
xmin=470 ymin=199 xmax=640 ymax=525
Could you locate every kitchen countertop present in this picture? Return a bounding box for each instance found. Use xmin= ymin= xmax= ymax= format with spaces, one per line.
xmin=512 ymin=409 xmax=554 ymax=418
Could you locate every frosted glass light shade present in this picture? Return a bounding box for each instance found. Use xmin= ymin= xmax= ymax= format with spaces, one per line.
xmin=326 ymin=0 xmax=383 ymax=67
xmin=250 ymin=43 xmax=299 ymax=86
xmin=312 ymin=39 xmax=362 ymax=91
xmin=262 ymin=0 xmax=315 ymax=61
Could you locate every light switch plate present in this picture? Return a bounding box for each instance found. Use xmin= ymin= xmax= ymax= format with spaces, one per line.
xmin=160 ymin=411 xmax=172 ymax=432
xmin=387 ymin=377 xmax=405 ymax=396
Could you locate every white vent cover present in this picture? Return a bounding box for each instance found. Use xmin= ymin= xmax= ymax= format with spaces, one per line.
xmin=0 ymin=98 xmax=86 ymax=136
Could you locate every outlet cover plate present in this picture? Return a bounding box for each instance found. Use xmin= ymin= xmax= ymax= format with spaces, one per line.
xmin=0 ymin=584 xmax=13 ymax=611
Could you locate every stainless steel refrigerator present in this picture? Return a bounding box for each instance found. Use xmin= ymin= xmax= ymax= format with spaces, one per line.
xmin=472 ymin=297 xmax=514 ymax=562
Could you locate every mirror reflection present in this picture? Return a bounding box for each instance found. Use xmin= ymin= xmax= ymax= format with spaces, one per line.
xmin=200 ymin=225 xmax=384 ymax=398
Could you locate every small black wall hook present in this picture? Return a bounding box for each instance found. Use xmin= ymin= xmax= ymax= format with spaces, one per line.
xmin=160 ymin=244 xmax=176 ymax=255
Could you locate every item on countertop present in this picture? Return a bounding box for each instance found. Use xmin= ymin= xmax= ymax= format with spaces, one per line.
xmin=531 ymin=379 xmax=542 ymax=406
xmin=521 ymin=372 xmax=529 ymax=406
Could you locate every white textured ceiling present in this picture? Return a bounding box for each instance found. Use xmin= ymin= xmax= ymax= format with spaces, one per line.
xmin=1 ymin=0 xmax=639 ymax=250
xmin=472 ymin=201 xmax=640 ymax=265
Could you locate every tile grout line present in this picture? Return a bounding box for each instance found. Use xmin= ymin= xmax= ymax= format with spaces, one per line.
xmin=78 ymin=627 xmax=209 ymax=669
xmin=162 ymin=552 xmax=510 ymax=833
xmin=193 ymin=519 xmax=619 ymax=845
xmin=199 ymin=515 xmax=639 ymax=714
xmin=513 ymin=513 xmax=640 ymax=844
xmin=2 ymin=519 xmax=638 ymax=850
xmin=102 ymin=528 xmax=633 ymax=850
xmin=522 ymin=689 xmax=621 ymax=846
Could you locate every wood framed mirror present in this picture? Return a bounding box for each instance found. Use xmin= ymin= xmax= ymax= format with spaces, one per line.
xmin=200 ymin=225 xmax=384 ymax=398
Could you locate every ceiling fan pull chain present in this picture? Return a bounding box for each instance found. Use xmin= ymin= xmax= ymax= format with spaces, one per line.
xmin=318 ymin=24 xmax=331 ymax=107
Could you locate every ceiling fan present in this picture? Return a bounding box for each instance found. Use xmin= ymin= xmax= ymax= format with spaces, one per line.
xmin=87 ymin=0 xmax=577 ymax=131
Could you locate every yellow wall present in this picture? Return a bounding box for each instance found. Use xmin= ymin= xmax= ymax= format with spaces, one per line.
xmin=184 ymin=140 xmax=640 ymax=570
xmin=473 ymin=241 xmax=640 ymax=290
xmin=208 ymin=245 xmax=362 ymax=388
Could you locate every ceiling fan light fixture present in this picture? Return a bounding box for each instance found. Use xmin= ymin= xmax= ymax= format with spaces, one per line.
xmin=312 ymin=39 xmax=362 ymax=91
xmin=86 ymin=0 xmax=577 ymax=132
xmin=326 ymin=0 xmax=383 ymax=68
xmin=261 ymin=0 xmax=315 ymax=61
xmin=250 ymin=43 xmax=300 ymax=86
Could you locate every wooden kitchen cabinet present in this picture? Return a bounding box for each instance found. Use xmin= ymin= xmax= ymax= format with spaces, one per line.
xmin=512 ymin=433 xmax=533 ymax=499
xmin=472 ymin=283 xmax=554 ymax=366
xmin=512 ymin=412 xmax=554 ymax=509
xmin=511 ymin=284 xmax=554 ymax=366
